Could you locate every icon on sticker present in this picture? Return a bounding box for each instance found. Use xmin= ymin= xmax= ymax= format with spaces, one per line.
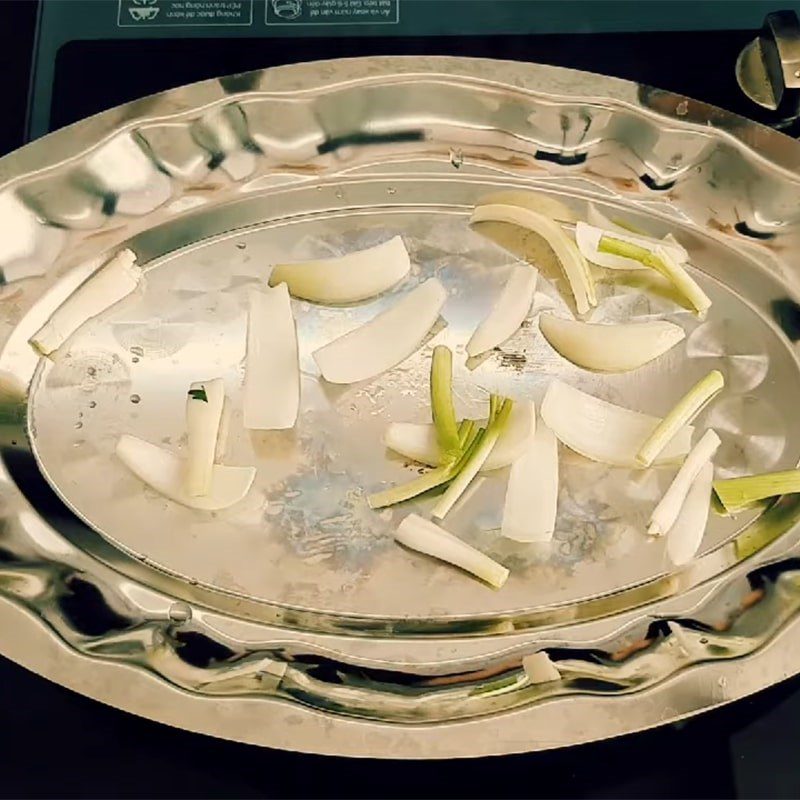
xmin=129 ymin=0 xmax=160 ymax=20
xmin=272 ymin=0 xmax=302 ymax=20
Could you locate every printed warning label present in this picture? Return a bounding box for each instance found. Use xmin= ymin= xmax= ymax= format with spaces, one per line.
xmin=266 ymin=0 xmax=399 ymax=25
xmin=118 ymin=0 xmax=253 ymax=27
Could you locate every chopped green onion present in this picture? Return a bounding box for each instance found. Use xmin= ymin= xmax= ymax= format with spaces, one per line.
xmin=431 ymin=345 xmax=461 ymax=464
xmin=598 ymin=236 xmax=711 ymax=316
xmin=431 ymin=397 xmax=514 ymax=520
xmin=187 ymin=387 xmax=208 ymax=403
xmin=636 ymin=370 xmax=724 ymax=468
xmin=713 ymin=469 xmax=800 ymax=514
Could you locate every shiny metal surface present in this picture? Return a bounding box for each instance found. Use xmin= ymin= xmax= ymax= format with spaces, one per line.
xmin=2 ymin=57 xmax=800 ymax=756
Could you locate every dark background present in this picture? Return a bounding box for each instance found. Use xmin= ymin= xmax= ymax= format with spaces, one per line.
xmin=1 ymin=1 xmax=800 ymax=796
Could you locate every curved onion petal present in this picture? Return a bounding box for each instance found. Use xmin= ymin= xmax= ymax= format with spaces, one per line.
xmin=244 ymin=284 xmax=300 ymax=429
xmin=666 ymin=461 xmax=714 ymax=565
xmin=31 ymin=249 xmax=142 ymax=356
xmin=269 ymin=236 xmax=410 ymax=303
xmin=116 ymin=435 xmax=255 ymax=511
xmin=466 ymin=265 xmax=537 ymax=357
xmin=470 ymin=203 xmax=595 ymax=314
xmin=540 ymin=380 xmax=693 ymax=467
xmin=501 ymin=421 xmax=558 ymax=542
xmin=185 ymin=377 xmax=225 ymax=496
xmin=539 ymin=314 xmax=685 ymax=373
xmin=382 ymin=401 xmax=535 ymax=472
xmin=313 ymin=278 xmax=447 ymax=384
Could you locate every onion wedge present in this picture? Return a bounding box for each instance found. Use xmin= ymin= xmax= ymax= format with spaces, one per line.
xmin=713 ymin=469 xmax=800 ymax=514
xmin=541 ymin=380 xmax=693 ymax=467
xmin=501 ymin=421 xmax=558 ymax=542
xmin=243 ymin=284 xmax=300 ymax=430
xmin=575 ymin=221 xmax=688 ymax=271
xmin=636 ymin=370 xmax=724 ymax=468
xmin=666 ymin=461 xmax=714 ymax=565
xmin=30 ymin=249 xmax=142 ymax=356
xmin=477 ymin=190 xmax=578 ymax=223
xmin=313 ymin=278 xmax=446 ymax=384
xmin=539 ymin=314 xmax=685 ymax=373
xmin=268 ymin=236 xmax=410 ymax=304
xmin=470 ymin=203 xmax=595 ymax=315
xmin=466 ymin=265 xmax=537 ymax=357
xmin=648 ymin=429 xmax=721 ymax=537
xmin=522 ymin=652 xmax=561 ymax=684
xmin=395 ymin=513 xmax=509 ymax=588
xmin=116 ymin=435 xmax=255 ymax=511
xmin=185 ymin=377 xmax=225 ymax=496
xmin=383 ymin=400 xmax=536 ymax=472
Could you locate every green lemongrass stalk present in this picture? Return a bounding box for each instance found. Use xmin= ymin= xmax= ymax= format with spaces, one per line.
xmin=636 ymin=370 xmax=724 ymax=467
xmin=431 ymin=345 xmax=461 ymax=464
xmin=598 ymin=235 xmax=711 ymax=316
xmin=368 ymin=423 xmax=483 ymax=509
xmin=432 ymin=398 xmax=514 ymax=520
xmin=713 ymin=469 xmax=800 ymax=514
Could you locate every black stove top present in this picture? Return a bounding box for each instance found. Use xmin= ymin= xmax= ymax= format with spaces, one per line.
xmin=3 ymin=1 xmax=800 ymax=797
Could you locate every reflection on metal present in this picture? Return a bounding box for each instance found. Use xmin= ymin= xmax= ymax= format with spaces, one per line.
xmin=0 ymin=57 xmax=800 ymax=756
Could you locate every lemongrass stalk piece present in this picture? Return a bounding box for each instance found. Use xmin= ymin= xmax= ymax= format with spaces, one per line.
xmin=466 ymin=265 xmax=537 ymax=357
xmin=501 ymin=420 xmax=558 ymax=542
xmin=395 ymin=513 xmax=509 ymax=588
xmin=522 ymin=652 xmax=561 ymax=684
xmin=648 ymin=429 xmax=721 ymax=536
xmin=383 ymin=400 xmax=535 ymax=472
xmin=470 ymin=203 xmax=595 ymax=314
xmin=30 ymin=249 xmax=142 ymax=356
xmin=576 ymin=221 xmax=687 ymax=270
xmin=268 ymin=236 xmax=410 ymax=303
xmin=313 ymin=278 xmax=446 ymax=384
xmin=185 ymin=377 xmax=225 ymax=496
xmin=431 ymin=345 xmax=460 ymax=462
xmin=666 ymin=461 xmax=713 ymax=565
xmin=636 ymin=370 xmax=724 ymax=467
xmin=116 ymin=435 xmax=255 ymax=511
xmin=244 ymin=284 xmax=300 ymax=430
xmin=541 ymin=380 xmax=693 ymax=467
xmin=539 ymin=314 xmax=685 ymax=373
xmin=713 ymin=469 xmax=800 ymax=514
xmin=432 ymin=398 xmax=514 ymax=519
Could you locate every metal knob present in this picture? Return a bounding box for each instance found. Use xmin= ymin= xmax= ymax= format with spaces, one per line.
xmin=737 ymin=10 xmax=800 ymax=111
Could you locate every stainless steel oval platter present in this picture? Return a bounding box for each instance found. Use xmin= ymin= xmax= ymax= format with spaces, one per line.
xmin=2 ymin=57 xmax=800 ymax=758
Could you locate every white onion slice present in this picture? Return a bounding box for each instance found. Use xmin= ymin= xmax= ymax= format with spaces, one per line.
xmin=470 ymin=203 xmax=595 ymax=314
xmin=383 ymin=401 xmax=535 ymax=472
xmin=522 ymin=652 xmax=561 ymax=684
xmin=648 ymin=429 xmax=721 ymax=537
xmin=466 ymin=265 xmax=537 ymax=357
xmin=268 ymin=236 xmax=411 ymax=304
xmin=501 ymin=421 xmax=558 ymax=542
xmin=540 ymin=380 xmax=693 ymax=467
xmin=243 ymin=284 xmax=300 ymax=430
xmin=539 ymin=314 xmax=685 ymax=373
xmin=313 ymin=278 xmax=446 ymax=384
xmin=116 ymin=435 xmax=255 ymax=511
xmin=30 ymin=249 xmax=142 ymax=356
xmin=185 ymin=377 xmax=225 ymax=496
xmin=395 ymin=513 xmax=508 ymax=588
xmin=666 ymin=461 xmax=713 ymax=565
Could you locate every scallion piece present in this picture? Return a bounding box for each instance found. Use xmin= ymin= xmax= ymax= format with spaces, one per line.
xmin=431 ymin=345 xmax=461 ymax=464
xmin=713 ymin=469 xmax=800 ymax=514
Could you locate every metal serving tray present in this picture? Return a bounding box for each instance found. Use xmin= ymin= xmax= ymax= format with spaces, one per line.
xmin=2 ymin=57 xmax=800 ymax=758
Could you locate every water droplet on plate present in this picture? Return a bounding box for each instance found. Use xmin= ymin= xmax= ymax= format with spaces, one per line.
xmin=132 ymin=357 xmax=140 ymax=363
xmin=74 ymin=421 xmax=83 ymax=429
xmin=88 ymin=401 xmax=97 ymax=409
xmin=130 ymin=346 xmax=144 ymax=358
xmin=236 ymin=242 xmax=246 ymax=250
xmin=449 ymin=148 xmax=464 ymax=168
xmin=386 ymin=187 xmax=397 ymax=195
xmin=130 ymin=394 xmax=141 ymax=404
